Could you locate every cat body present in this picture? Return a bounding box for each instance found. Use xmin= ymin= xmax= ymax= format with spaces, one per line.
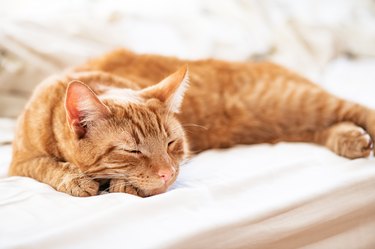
xmin=9 ymin=49 xmax=374 ymax=197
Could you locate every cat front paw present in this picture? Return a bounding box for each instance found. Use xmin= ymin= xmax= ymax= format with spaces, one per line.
xmin=58 ymin=175 xmax=99 ymax=197
xmin=109 ymin=179 xmax=139 ymax=196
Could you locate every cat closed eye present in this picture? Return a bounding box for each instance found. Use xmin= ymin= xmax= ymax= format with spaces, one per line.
xmin=168 ymin=140 xmax=175 ymax=147
xmin=124 ymin=149 xmax=142 ymax=154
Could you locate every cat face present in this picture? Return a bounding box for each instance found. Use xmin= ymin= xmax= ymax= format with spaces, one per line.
xmin=65 ymin=66 xmax=189 ymax=196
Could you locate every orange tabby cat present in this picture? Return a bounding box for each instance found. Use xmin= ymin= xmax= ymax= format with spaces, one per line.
xmin=9 ymin=49 xmax=374 ymax=197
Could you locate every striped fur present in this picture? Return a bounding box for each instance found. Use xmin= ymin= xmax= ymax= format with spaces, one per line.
xmin=9 ymin=49 xmax=374 ymax=197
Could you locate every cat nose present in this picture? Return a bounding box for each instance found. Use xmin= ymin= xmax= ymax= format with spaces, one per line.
xmin=158 ymin=169 xmax=174 ymax=183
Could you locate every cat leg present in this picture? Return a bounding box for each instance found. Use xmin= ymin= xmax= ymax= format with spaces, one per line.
xmin=9 ymin=157 xmax=99 ymax=197
xmin=314 ymin=122 xmax=372 ymax=159
xmin=328 ymin=123 xmax=373 ymax=158
xmin=283 ymin=122 xmax=372 ymax=159
xmin=310 ymin=98 xmax=375 ymax=156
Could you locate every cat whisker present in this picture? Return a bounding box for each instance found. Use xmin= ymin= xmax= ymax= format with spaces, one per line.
xmin=179 ymin=158 xmax=191 ymax=166
xmin=180 ymin=123 xmax=208 ymax=130
xmin=90 ymin=173 xmax=128 ymax=179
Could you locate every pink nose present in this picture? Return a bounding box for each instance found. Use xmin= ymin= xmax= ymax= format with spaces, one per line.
xmin=158 ymin=169 xmax=173 ymax=183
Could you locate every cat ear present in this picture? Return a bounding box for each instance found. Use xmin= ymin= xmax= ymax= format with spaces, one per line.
xmin=65 ymin=80 xmax=111 ymax=138
xmin=140 ymin=65 xmax=189 ymax=113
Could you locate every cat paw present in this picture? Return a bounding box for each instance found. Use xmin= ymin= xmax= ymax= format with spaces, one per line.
xmin=329 ymin=126 xmax=372 ymax=159
xmin=109 ymin=179 xmax=139 ymax=196
xmin=58 ymin=175 xmax=99 ymax=197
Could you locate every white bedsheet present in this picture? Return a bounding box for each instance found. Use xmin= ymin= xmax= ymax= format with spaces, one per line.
xmin=1 ymin=118 xmax=375 ymax=249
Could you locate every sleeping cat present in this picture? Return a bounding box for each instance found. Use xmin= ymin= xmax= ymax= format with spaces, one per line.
xmin=9 ymin=49 xmax=374 ymax=197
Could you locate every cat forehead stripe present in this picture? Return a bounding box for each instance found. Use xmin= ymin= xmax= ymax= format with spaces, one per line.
xmin=99 ymin=87 xmax=142 ymax=104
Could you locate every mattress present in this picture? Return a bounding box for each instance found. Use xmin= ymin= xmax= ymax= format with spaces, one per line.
xmin=1 ymin=117 xmax=375 ymax=249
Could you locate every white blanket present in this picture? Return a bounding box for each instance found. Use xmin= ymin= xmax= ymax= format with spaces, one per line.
xmin=1 ymin=119 xmax=375 ymax=249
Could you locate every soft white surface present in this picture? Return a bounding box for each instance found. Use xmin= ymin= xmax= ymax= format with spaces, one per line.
xmin=1 ymin=1 xmax=375 ymax=248
xmin=1 ymin=132 xmax=375 ymax=248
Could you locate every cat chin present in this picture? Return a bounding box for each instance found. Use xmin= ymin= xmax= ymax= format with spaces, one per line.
xmin=140 ymin=185 xmax=169 ymax=197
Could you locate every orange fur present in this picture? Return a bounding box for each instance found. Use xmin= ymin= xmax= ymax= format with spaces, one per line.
xmin=9 ymin=49 xmax=374 ymax=197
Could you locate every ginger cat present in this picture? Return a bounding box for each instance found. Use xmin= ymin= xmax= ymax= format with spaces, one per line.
xmin=9 ymin=49 xmax=374 ymax=197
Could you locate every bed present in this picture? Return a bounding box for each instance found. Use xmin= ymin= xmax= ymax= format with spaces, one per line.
xmin=1 ymin=1 xmax=375 ymax=248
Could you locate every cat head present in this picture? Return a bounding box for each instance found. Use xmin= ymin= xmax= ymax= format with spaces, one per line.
xmin=64 ymin=66 xmax=189 ymax=197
